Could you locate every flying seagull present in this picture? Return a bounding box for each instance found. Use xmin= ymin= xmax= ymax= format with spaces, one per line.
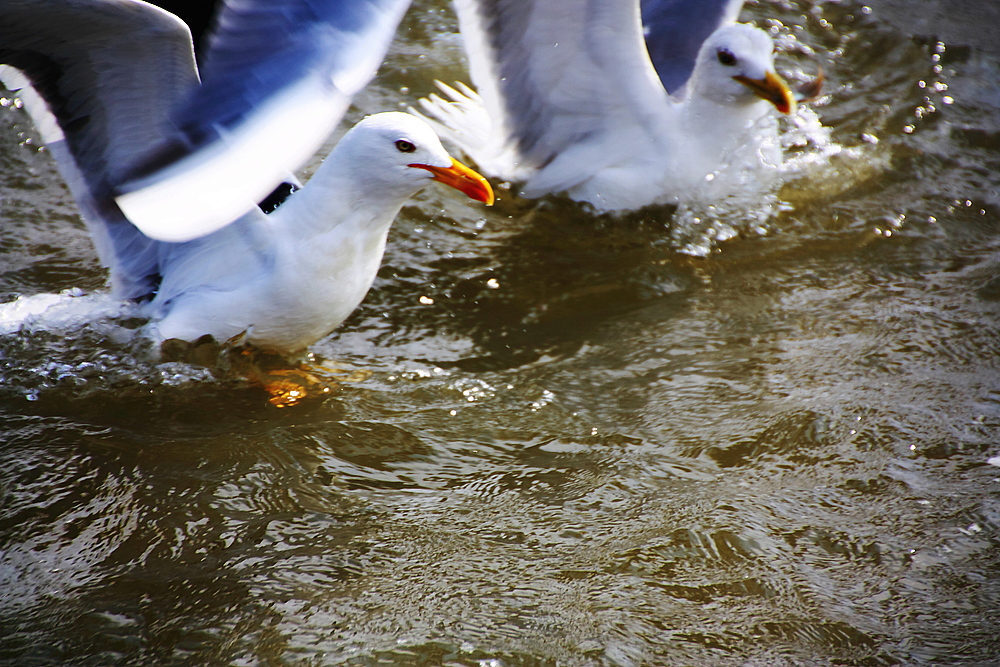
xmin=417 ymin=0 xmax=813 ymax=211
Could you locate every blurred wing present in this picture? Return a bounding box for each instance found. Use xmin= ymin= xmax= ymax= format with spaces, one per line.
xmin=0 ymin=0 xmax=198 ymax=299
xmin=115 ymin=0 xmax=413 ymax=243
xmin=640 ymin=0 xmax=743 ymax=93
xmin=452 ymin=0 xmax=671 ymax=175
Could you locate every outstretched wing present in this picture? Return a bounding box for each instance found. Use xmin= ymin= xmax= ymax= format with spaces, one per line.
xmin=0 ymin=0 xmax=198 ymax=299
xmin=449 ymin=0 xmax=671 ymax=184
xmin=114 ymin=0 xmax=413 ymax=242
xmin=640 ymin=0 xmax=743 ymax=93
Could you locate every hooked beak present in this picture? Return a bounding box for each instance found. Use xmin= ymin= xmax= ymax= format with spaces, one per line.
xmin=409 ymin=158 xmax=495 ymax=206
xmin=734 ymin=70 xmax=797 ymax=114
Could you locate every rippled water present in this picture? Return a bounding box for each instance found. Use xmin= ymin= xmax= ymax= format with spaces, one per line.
xmin=2 ymin=1 xmax=1000 ymax=665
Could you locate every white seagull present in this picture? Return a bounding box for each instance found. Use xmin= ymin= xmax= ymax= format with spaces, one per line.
xmin=417 ymin=0 xmax=807 ymax=212
xmin=0 ymin=0 xmax=493 ymax=355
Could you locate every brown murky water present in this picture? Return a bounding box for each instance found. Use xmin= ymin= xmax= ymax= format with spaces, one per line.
xmin=2 ymin=1 xmax=999 ymax=665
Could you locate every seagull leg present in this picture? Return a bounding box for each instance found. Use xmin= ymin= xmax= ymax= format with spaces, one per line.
xmin=161 ymin=333 xmax=367 ymax=406
xmin=224 ymin=347 xmax=369 ymax=408
xmin=254 ymin=360 xmax=371 ymax=408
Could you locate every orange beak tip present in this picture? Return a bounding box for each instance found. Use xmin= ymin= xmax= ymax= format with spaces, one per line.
xmin=736 ymin=71 xmax=797 ymax=115
xmin=410 ymin=158 xmax=495 ymax=206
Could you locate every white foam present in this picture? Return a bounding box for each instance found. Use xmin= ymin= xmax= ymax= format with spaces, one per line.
xmin=0 ymin=289 xmax=135 ymax=336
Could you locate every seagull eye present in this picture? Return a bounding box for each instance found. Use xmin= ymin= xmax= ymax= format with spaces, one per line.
xmin=717 ymin=49 xmax=737 ymax=66
xmin=395 ymin=139 xmax=416 ymax=153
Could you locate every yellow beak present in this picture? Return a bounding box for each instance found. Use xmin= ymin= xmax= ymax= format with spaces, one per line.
xmin=410 ymin=157 xmax=495 ymax=206
xmin=733 ymin=69 xmax=797 ymax=115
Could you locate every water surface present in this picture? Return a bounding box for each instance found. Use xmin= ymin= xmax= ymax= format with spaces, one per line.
xmin=2 ymin=1 xmax=999 ymax=665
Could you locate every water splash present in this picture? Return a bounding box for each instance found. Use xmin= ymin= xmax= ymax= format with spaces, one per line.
xmin=668 ymin=105 xmax=840 ymax=256
xmin=0 ymin=289 xmax=215 ymax=401
xmin=0 ymin=288 xmax=132 ymax=336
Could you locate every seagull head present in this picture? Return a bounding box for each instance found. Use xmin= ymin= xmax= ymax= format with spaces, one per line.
xmin=339 ymin=112 xmax=494 ymax=205
xmin=695 ymin=24 xmax=796 ymax=115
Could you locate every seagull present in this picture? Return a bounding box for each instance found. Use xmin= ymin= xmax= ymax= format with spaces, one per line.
xmin=416 ymin=0 xmax=808 ymax=212
xmin=0 ymin=0 xmax=493 ymax=355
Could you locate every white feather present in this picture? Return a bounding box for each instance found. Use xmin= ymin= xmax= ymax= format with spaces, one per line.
xmin=419 ymin=0 xmax=796 ymax=211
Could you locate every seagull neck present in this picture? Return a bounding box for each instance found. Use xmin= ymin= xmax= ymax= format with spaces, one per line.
xmin=684 ymin=84 xmax=765 ymax=135
xmin=275 ymin=154 xmax=406 ymax=238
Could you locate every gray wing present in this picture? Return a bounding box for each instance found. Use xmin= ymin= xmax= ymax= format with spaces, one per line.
xmin=114 ymin=0 xmax=413 ymax=242
xmin=0 ymin=0 xmax=199 ymax=299
xmin=452 ymin=0 xmax=671 ymax=175
xmin=640 ymin=0 xmax=744 ymax=93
